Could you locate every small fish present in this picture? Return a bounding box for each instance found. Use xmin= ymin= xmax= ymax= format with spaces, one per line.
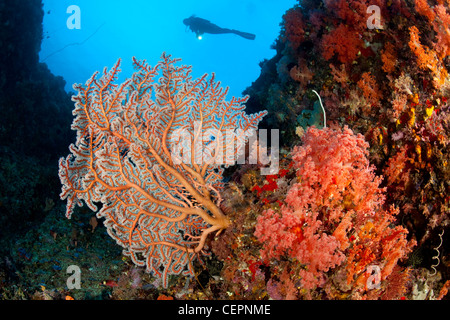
xmin=102 ymin=280 xmax=119 ymax=287
xmin=183 ymin=15 xmax=255 ymax=40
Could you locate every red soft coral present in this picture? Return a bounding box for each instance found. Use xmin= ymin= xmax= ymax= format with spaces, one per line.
xmin=283 ymin=8 xmax=306 ymax=50
xmin=321 ymin=24 xmax=363 ymax=64
xmin=324 ymin=0 xmax=387 ymax=31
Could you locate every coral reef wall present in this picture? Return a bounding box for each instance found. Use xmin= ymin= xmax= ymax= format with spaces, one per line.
xmin=244 ymin=0 xmax=449 ymax=251
xmin=0 ymin=0 xmax=43 ymax=91
xmin=0 ymin=0 xmax=74 ymax=252
xmin=0 ymin=0 xmax=448 ymax=301
xmin=235 ymin=0 xmax=449 ymax=299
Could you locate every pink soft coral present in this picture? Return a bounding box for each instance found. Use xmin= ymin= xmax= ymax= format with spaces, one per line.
xmin=255 ymin=126 xmax=414 ymax=293
xmin=255 ymin=208 xmax=344 ymax=289
xmin=289 ymin=125 xmax=384 ymax=220
xmin=255 ymin=208 xmax=301 ymax=261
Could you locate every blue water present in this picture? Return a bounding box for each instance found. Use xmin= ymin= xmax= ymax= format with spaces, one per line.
xmin=39 ymin=0 xmax=297 ymax=98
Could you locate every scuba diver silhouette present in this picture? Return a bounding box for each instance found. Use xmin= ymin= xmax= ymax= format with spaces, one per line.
xmin=183 ymin=15 xmax=256 ymax=40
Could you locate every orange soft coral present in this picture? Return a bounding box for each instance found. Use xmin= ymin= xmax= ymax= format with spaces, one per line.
xmin=381 ymin=42 xmax=397 ymax=74
xmin=409 ymin=26 xmax=439 ymax=73
xmin=409 ymin=25 xmax=448 ymax=86
xmin=415 ymin=0 xmax=450 ymax=59
xmin=415 ymin=0 xmax=436 ymax=21
xmin=358 ymin=72 xmax=382 ymax=102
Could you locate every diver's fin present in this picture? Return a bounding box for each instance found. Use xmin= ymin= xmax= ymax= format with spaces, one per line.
xmin=231 ymin=30 xmax=256 ymax=40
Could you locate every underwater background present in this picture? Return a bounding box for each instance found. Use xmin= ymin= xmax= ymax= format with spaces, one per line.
xmin=0 ymin=0 xmax=449 ymax=301
xmin=40 ymin=0 xmax=295 ymax=99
